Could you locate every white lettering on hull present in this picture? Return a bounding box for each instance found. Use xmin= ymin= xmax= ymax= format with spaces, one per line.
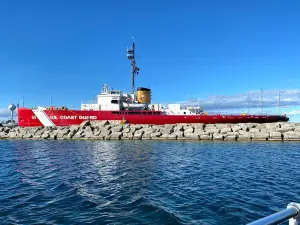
xmin=32 ymin=115 xmax=98 ymax=120
xmin=59 ymin=116 xmax=77 ymax=120
xmin=79 ymin=116 xmax=97 ymax=120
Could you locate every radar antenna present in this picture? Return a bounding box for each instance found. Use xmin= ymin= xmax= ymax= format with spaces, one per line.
xmin=127 ymin=39 xmax=140 ymax=95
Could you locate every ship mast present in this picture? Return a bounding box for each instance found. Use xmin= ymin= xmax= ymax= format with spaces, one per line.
xmin=127 ymin=39 xmax=140 ymax=95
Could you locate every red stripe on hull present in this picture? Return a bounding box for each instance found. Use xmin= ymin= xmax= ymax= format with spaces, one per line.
xmin=17 ymin=108 xmax=289 ymax=127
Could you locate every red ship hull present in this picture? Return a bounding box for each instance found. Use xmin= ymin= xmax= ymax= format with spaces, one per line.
xmin=17 ymin=108 xmax=289 ymax=127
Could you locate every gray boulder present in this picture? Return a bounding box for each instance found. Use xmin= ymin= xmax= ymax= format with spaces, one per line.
xmin=99 ymin=130 xmax=112 ymax=139
xmin=173 ymin=125 xmax=184 ymax=132
xmin=215 ymin=123 xmax=230 ymax=129
xmin=213 ymin=134 xmax=224 ymax=141
xmin=173 ymin=131 xmax=184 ymax=138
xmin=90 ymin=120 xmax=110 ymax=127
xmin=252 ymin=132 xmax=269 ymax=141
xmin=80 ymin=120 xmax=90 ymax=127
xmin=93 ymin=128 xmax=102 ymax=136
xmin=205 ymin=124 xmax=216 ymax=129
xmin=238 ymin=130 xmax=249 ymax=135
xmin=83 ymin=131 xmax=94 ymax=139
xmin=220 ymin=127 xmax=232 ymax=134
xmin=265 ymin=123 xmax=280 ymax=130
xmin=245 ymin=123 xmax=257 ymax=129
xmin=269 ymin=132 xmax=282 ymax=141
xmin=224 ymin=132 xmax=239 ymax=137
xmin=151 ymin=132 xmax=162 ymax=138
xmin=224 ymin=135 xmax=237 ymax=141
xmin=73 ymin=130 xmax=85 ymax=139
xmin=200 ymin=134 xmax=212 ymax=140
xmin=275 ymin=127 xmax=295 ymax=133
xmin=0 ymin=132 xmax=8 ymax=138
xmin=142 ymin=133 xmax=152 ymax=140
xmin=160 ymin=134 xmax=169 ymax=139
xmin=194 ymin=123 xmax=204 ymax=130
xmin=161 ymin=128 xmax=173 ymax=135
xmin=42 ymin=132 xmax=50 ymax=139
xmin=23 ymin=133 xmax=34 ymax=138
xmin=184 ymin=127 xmax=194 ymax=133
xmin=237 ymin=135 xmax=251 ymax=141
xmin=122 ymin=132 xmax=134 ymax=140
xmin=133 ymin=130 xmax=144 ymax=140
xmin=184 ymin=133 xmax=199 ymax=140
xmin=57 ymin=129 xmax=70 ymax=138
xmin=238 ymin=123 xmax=249 ymax=131
xmin=110 ymin=132 xmax=123 ymax=140
xmin=8 ymin=132 xmax=18 ymax=139
xmin=194 ymin=130 xmax=209 ymax=136
xmin=122 ymin=128 xmax=131 ymax=133
xmin=143 ymin=128 xmax=156 ymax=134
xmin=249 ymin=128 xmax=260 ymax=133
xmin=111 ymin=126 xmax=123 ymax=133
xmin=205 ymin=128 xmax=220 ymax=134
xmin=283 ymin=131 xmax=300 ymax=141
xmin=231 ymin=125 xmax=241 ymax=132
xmin=166 ymin=134 xmax=177 ymax=140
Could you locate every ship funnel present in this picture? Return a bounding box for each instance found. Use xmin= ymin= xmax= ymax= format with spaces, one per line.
xmin=137 ymin=87 xmax=151 ymax=104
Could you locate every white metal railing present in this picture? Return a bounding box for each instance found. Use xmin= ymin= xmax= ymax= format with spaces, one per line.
xmin=248 ymin=203 xmax=300 ymax=225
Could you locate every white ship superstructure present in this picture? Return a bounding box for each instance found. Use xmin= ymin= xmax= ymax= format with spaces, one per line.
xmin=81 ymin=84 xmax=204 ymax=115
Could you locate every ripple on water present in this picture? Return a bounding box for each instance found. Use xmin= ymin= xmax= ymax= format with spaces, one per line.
xmin=0 ymin=140 xmax=300 ymax=224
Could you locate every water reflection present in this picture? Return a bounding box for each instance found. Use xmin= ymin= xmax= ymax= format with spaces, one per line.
xmin=2 ymin=140 xmax=300 ymax=224
xmin=89 ymin=141 xmax=156 ymax=198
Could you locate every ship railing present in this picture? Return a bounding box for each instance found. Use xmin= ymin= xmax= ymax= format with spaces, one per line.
xmin=248 ymin=202 xmax=300 ymax=225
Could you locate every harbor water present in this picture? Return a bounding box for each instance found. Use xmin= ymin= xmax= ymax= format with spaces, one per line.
xmin=0 ymin=140 xmax=299 ymax=224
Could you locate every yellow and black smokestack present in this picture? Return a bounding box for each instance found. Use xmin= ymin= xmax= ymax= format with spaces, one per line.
xmin=137 ymin=87 xmax=151 ymax=104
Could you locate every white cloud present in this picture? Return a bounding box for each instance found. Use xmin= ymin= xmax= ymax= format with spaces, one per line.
xmin=179 ymin=89 xmax=300 ymax=111
xmin=0 ymin=108 xmax=17 ymax=122
xmin=285 ymin=110 xmax=300 ymax=115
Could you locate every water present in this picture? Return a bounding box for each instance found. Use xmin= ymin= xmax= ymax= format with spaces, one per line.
xmin=0 ymin=140 xmax=299 ymax=224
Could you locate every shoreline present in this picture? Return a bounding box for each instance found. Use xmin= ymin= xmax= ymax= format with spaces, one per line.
xmin=1 ymin=121 xmax=300 ymax=141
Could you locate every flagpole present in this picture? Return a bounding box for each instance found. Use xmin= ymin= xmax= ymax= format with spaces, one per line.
xmin=261 ymin=88 xmax=263 ymax=115
xmin=248 ymin=92 xmax=250 ymax=114
xmin=278 ymin=91 xmax=281 ymax=115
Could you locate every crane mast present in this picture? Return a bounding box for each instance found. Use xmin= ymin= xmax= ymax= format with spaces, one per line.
xmin=127 ymin=40 xmax=140 ymax=95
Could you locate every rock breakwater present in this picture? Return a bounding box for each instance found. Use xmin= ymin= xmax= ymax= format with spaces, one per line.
xmin=1 ymin=121 xmax=300 ymax=141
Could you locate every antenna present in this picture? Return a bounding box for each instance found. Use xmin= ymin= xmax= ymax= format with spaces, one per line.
xmin=278 ymin=91 xmax=281 ymax=115
xmin=247 ymin=92 xmax=250 ymax=114
xmin=261 ymin=88 xmax=263 ymax=115
xmin=127 ymin=38 xmax=140 ymax=95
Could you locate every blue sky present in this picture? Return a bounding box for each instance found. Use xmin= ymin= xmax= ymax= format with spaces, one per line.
xmin=0 ymin=0 xmax=299 ymax=121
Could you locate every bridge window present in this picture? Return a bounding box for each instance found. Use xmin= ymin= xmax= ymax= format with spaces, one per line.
xmin=111 ymin=100 xmax=119 ymax=104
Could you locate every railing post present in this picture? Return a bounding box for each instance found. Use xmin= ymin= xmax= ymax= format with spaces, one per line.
xmin=288 ymin=203 xmax=300 ymax=225
xmin=248 ymin=202 xmax=300 ymax=225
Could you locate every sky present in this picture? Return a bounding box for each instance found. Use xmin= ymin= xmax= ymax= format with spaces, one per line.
xmin=0 ymin=0 xmax=299 ymax=121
